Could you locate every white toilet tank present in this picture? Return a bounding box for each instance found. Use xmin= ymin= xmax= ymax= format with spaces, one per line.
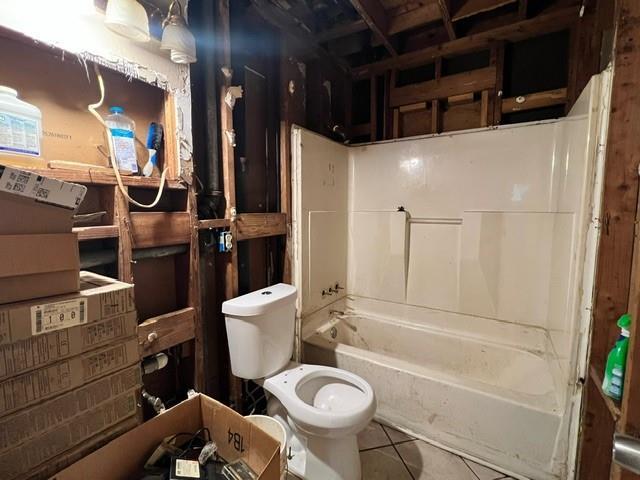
xmin=222 ymin=283 xmax=297 ymax=380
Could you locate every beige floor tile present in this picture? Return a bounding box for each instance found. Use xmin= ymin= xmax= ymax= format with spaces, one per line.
xmin=462 ymin=458 xmax=506 ymax=480
xmin=396 ymin=440 xmax=477 ymax=480
xmin=381 ymin=423 xmax=414 ymax=444
xmin=358 ymin=421 xmax=392 ymax=450
xmin=361 ymin=446 xmax=413 ymax=480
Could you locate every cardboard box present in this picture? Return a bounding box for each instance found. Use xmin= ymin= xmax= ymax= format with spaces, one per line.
xmin=53 ymin=394 xmax=281 ymax=480
xmin=0 ymin=389 xmax=141 ymax=479
xmin=0 ymin=310 xmax=137 ymax=380
xmin=0 ymin=271 xmax=135 ymax=346
xmin=0 ymin=365 xmax=142 ymax=453
xmin=0 ymin=165 xmax=87 ymax=235
xmin=24 ymin=417 xmax=141 ymax=480
xmin=0 ymin=336 xmax=139 ymax=417
xmin=0 ymin=233 xmax=80 ymax=304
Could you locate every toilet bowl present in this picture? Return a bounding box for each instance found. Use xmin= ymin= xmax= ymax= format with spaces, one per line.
xmin=222 ymin=284 xmax=376 ymax=479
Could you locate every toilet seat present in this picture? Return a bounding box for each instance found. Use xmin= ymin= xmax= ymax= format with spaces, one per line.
xmin=263 ymin=363 xmax=376 ymax=432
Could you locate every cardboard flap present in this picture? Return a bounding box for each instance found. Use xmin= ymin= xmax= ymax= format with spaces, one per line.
xmin=0 ymin=234 xmax=79 ymax=278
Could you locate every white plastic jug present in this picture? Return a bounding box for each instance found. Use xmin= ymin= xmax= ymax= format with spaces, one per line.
xmin=0 ymin=86 xmax=42 ymax=157
xmin=105 ymin=106 xmax=138 ymax=173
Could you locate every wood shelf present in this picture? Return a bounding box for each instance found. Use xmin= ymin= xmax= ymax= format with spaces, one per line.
xmin=73 ymin=225 xmax=119 ymax=241
xmin=589 ymin=365 xmax=622 ymax=421
xmin=198 ymin=218 xmax=232 ymax=230
xmin=31 ymin=168 xmax=186 ymax=189
xmin=138 ymin=307 xmax=196 ymax=357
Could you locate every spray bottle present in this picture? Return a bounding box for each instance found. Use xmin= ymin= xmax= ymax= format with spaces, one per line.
xmin=602 ymin=313 xmax=631 ymax=400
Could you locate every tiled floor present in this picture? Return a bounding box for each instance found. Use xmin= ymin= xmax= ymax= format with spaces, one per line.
xmin=286 ymin=421 xmax=516 ymax=480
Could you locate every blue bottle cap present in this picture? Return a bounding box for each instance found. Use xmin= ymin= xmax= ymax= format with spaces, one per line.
xmin=110 ymin=106 xmax=124 ymax=114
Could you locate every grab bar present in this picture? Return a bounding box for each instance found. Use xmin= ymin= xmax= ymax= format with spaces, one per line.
xmin=614 ymin=434 xmax=640 ymax=474
xmin=408 ymin=217 xmax=463 ymax=225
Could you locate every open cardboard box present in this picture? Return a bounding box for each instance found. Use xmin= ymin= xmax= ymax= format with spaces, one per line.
xmin=52 ymin=394 xmax=281 ymax=480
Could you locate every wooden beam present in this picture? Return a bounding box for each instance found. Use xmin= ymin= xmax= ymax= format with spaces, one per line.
xmin=501 ymin=87 xmax=567 ymax=113
xmin=31 ymin=168 xmax=185 ymax=189
xmin=349 ymin=0 xmax=398 ymax=56
xmin=432 ymin=58 xmax=442 ymax=134
xmin=138 ymin=307 xmax=196 ymax=357
xmin=129 ymin=212 xmax=191 ymax=249
xmin=236 ymin=213 xmax=287 ymax=241
xmin=249 ymin=0 xmax=350 ymax=71
xmin=388 ymin=4 xmax=442 ymax=35
xmin=399 ymin=102 xmax=428 ymax=112
xmin=452 ymin=0 xmax=517 ymax=22
xmin=316 ymin=19 xmax=368 ymax=43
xmin=198 ymin=218 xmax=231 ymax=230
xmin=392 ymin=108 xmax=400 ymax=138
xmin=447 ymin=92 xmax=475 ymax=105
xmin=518 ymin=0 xmax=528 ymax=19
xmin=437 ymin=0 xmax=456 ymax=40
xmin=352 ymin=6 xmax=579 ymax=78
xmin=115 ymin=187 xmax=133 ymax=284
xmin=490 ymin=42 xmax=505 ymax=125
xmin=187 ymin=188 xmax=204 ymax=391
xmin=390 ymin=66 xmax=496 ymax=107
xmin=73 ymin=225 xmax=119 ymax=241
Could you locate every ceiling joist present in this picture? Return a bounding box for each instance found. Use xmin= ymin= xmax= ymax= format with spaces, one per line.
xmin=348 ymin=0 xmax=398 ymax=56
xmin=316 ymin=18 xmax=369 ymax=43
xmin=388 ymin=4 xmax=443 ymax=35
xmin=437 ymin=0 xmax=457 ymax=40
xmin=352 ymin=5 xmax=579 ymax=78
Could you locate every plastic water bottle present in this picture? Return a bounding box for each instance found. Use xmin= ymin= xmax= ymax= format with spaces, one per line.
xmin=105 ymin=106 xmax=138 ymax=173
xmin=0 ymin=86 xmax=42 ymax=157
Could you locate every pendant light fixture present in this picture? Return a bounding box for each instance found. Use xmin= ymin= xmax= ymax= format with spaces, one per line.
xmin=105 ymin=0 xmax=151 ymax=42
xmin=161 ymin=0 xmax=197 ymax=64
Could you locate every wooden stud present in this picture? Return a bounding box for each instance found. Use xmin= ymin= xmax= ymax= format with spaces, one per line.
xmin=432 ymin=58 xmax=442 ymax=134
xmin=447 ymin=92 xmax=475 ymax=106
xmin=383 ymin=71 xmax=393 ymax=140
xmin=115 ymin=186 xmax=133 ymax=284
xmin=370 ymin=75 xmax=378 ymax=141
xmin=163 ymin=93 xmax=179 ymax=179
xmin=399 ymin=102 xmax=428 ymax=113
xmin=480 ymin=90 xmax=489 ymax=127
xmin=187 ymin=187 xmax=204 ymax=390
xmin=492 ymin=42 xmax=505 ymax=125
xmin=392 ymin=108 xmax=400 ymax=138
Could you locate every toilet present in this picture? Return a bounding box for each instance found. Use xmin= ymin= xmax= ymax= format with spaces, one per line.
xmin=222 ymin=283 xmax=376 ymax=480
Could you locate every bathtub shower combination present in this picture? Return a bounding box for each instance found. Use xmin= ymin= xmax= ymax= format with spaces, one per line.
xmin=291 ymin=73 xmax=612 ymax=480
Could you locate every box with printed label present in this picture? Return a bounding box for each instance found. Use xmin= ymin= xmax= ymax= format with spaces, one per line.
xmin=0 ymin=233 xmax=80 ymax=304
xmin=0 ymin=336 xmax=139 ymax=417
xmin=53 ymin=394 xmax=280 ymax=480
xmin=0 ymin=165 xmax=87 ymax=236
xmin=0 ymin=310 xmax=137 ymax=380
xmin=0 ymin=364 xmax=141 ymax=453
xmin=0 ymin=388 xmax=141 ymax=480
xmin=0 ymin=271 xmax=135 ymax=346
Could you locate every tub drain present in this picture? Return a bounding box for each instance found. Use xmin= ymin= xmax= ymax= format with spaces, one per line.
xmin=330 ymin=326 xmax=338 ymax=339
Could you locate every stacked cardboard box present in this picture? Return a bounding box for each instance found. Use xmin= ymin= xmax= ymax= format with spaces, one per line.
xmin=0 ymin=165 xmax=86 ymax=304
xmin=0 ymin=166 xmax=142 ymax=479
xmin=0 ymin=272 xmax=142 ymax=480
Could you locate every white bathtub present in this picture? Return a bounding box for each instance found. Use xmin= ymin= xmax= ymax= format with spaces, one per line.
xmin=302 ymin=298 xmax=567 ymax=480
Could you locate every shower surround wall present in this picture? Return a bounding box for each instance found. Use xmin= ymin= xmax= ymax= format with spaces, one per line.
xmin=292 ymin=74 xmax=609 ymax=480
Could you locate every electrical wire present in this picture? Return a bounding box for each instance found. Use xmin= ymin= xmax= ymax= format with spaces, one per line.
xmin=88 ymin=64 xmax=169 ymax=208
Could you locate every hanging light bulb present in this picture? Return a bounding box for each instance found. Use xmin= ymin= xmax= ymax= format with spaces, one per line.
xmin=161 ymin=0 xmax=197 ymax=64
xmin=105 ymin=0 xmax=151 ymax=42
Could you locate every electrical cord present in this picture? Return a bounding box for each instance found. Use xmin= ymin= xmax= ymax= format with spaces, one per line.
xmin=88 ymin=64 xmax=169 ymax=208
